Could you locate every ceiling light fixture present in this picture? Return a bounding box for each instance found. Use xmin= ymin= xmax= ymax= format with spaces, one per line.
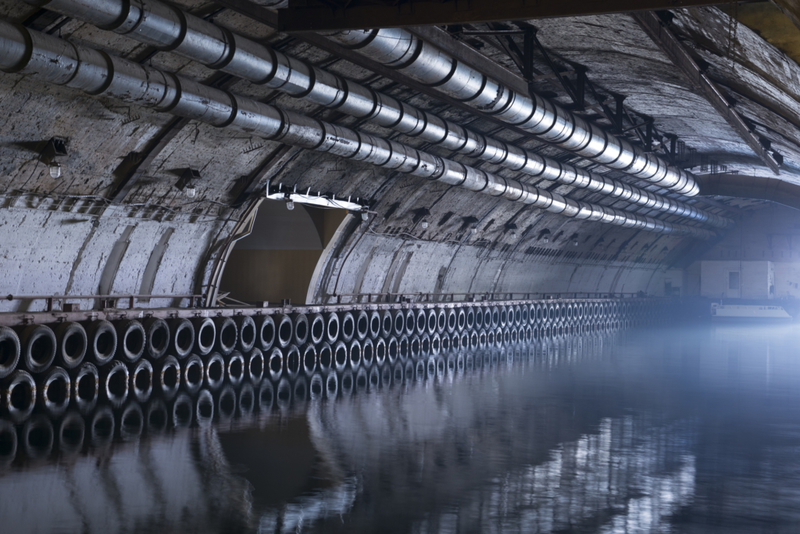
xmin=267 ymin=181 xmax=370 ymax=215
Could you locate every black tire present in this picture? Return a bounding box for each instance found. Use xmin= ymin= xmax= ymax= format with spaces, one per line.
xmin=247 ymin=348 xmax=265 ymax=384
xmin=2 ymin=369 xmax=36 ymax=421
xmin=333 ymin=340 xmax=348 ymax=373
xmin=302 ymin=344 xmax=317 ymax=375
xmin=84 ymin=320 xmax=117 ymax=367
xmin=404 ymin=309 xmax=415 ymax=336
xmin=39 ymin=365 xmax=71 ymax=415
xmin=348 ymin=339 xmax=361 ymax=369
xmin=236 ymin=315 xmax=257 ymax=353
xmin=171 ymin=393 xmax=193 ymax=428
xmin=317 ymin=342 xmax=332 ymax=373
xmin=168 ymin=318 xmax=194 ymax=358
xmin=204 ymin=351 xmax=225 ymax=390
xmin=182 ymin=354 xmax=204 ymax=393
xmin=368 ymin=310 xmax=381 ymax=339
xmin=142 ymin=317 xmax=170 ymax=360
xmin=426 ymin=309 xmax=437 ymax=335
xmin=256 ymin=315 xmax=276 ymax=351
xmin=392 ymin=310 xmax=405 ymax=337
xmin=267 ymin=347 xmax=283 ymax=381
xmin=285 ymin=345 xmax=301 ymax=378
xmin=292 ymin=313 xmax=309 ymax=346
xmin=446 ymin=308 xmax=457 ymax=334
xmin=192 ymin=317 xmax=216 ymax=356
xmin=435 ymin=308 xmax=446 ymax=335
xmin=375 ymin=338 xmax=386 ymax=365
xmin=195 ymin=390 xmax=214 ymax=427
xmin=71 ymin=362 xmax=99 ymax=413
xmin=355 ymin=310 xmax=369 ymax=341
xmin=325 ymin=312 xmax=340 ymax=344
xmin=115 ymin=319 xmax=146 ymax=363
xmin=213 ymin=316 xmax=238 ymax=356
xmin=129 ymin=358 xmax=154 ymax=402
xmin=227 ymin=351 xmax=245 ymax=385
xmin=101 ymin=360 xmax=129 ymax=407
xmin=381 ymin=311 xmax=393 ymax=338
xmin=339 ymin=312 xmax=355 ymax=343
xmin=275 ymin=314 xmax=293 ymax=349
xmin=155 ymin=355 xmax=181 ymax=399
xmin=0 ymin=326 xmax=20 ymax=379
xmin=54 ymin=321 xmax=87 ymax=370
xmin=18 ymin=324 xmax=57 ymax=374
xmin=361 ymin=338 xmax=374 ymax=367
xmin=309 ymin=313 xmax=325 ymax=345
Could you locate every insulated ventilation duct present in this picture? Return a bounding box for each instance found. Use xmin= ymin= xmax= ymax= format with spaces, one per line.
xmin=21 ymin=0 xmax=729 ymax=228
xmin=324 ymin=28 xmax=700 ymax=196
xmin=0 ymin=20 xmax=715 ymax=238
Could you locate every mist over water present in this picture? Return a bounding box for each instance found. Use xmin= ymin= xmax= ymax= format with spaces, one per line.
xmin=2 ymin=323 xmax=800 ymax=533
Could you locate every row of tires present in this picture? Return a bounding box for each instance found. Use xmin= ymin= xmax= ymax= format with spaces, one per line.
xmin=0 ymin=334 xmax=609 ymax=463
xmin=0 ymin=299 xmax=666 ymax=381
xmin=1 ymin=315 xmax=635 ymax=421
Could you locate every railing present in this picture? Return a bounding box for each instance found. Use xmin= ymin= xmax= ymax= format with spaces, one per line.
xmin=3 ymin=293 xmax=204 ymax=311
xmin=329 ymin=291 xmax=648 ymax=304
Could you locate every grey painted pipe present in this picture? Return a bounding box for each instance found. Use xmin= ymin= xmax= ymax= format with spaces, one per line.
xmin=21 ymin=0 xmax=728 ymax=228
xmin=0 ymin=20 xmax=714 ymax=237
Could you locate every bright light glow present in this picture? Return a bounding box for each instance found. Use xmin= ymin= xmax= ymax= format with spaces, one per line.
xmin=286 ymin=199 xmax=295 ymax=210
xmin=267 ymin=188 xmax=365 ymax=212
xmin=49 ymin=163 xmax=61 ymax=179
xmin=421 ymin=221 xmax=429 ymax=229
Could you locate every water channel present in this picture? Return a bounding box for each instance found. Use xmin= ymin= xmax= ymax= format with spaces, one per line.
xmin=2 ymin=322 xmax=800 ymax=533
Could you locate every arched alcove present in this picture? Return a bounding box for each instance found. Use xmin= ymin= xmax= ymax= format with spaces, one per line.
xmin=219 ymin=200 xmax=347 ymax=304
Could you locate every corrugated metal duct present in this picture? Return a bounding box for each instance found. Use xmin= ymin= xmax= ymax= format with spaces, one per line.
xmin=20 ymin=0 xmax=730 ymax=228
xmin=0 ymin=19 xmax=715 ymax=238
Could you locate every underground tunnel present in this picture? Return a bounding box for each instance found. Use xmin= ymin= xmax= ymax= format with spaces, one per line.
xmin=2 ymin=0 xmax=800 ymax=532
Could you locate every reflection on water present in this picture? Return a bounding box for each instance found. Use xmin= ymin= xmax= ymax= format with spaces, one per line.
xmin=4 ymin=324 xmax=800 ymax=533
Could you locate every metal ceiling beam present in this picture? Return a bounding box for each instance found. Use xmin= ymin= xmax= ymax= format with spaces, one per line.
xmin=632 ymin=10 xmax=782 ymax=175
xmin=698 ymin=173 xmax=800 ymax=211
xmin=274 ymin=0 xmax=719 ymax=32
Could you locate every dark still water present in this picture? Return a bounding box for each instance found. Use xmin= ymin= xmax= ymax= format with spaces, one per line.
xmin=3 ymin=323 xmax=800 ymax=533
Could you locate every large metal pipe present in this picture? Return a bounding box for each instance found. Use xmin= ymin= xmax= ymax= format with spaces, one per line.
xmin=0 ymin=20 xmax=714 ymax=237
xmin=325 ymin=28 xmax=702 ymax=197
xmin=21 ymin=0 xmax=728 ymax=228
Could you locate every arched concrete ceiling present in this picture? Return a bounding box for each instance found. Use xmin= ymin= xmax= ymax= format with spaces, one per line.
xmin=0 ymin=1 xmax=798 ymax=308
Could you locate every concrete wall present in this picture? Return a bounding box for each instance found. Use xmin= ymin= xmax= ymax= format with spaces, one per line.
xmin=0 ymin=203 xmax=233 ymax=312
xmin=309 ymin=229 xmax=679 ymax=302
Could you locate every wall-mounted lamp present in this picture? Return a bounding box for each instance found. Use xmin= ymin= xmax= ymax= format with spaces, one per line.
xmin=538 ymin=228 xmax=551 ymax=244
xmin=571 ymin=233 xmax=580 ymax=247
xmin=421 ymin=219 xmax=429 ymax=229
xmin=40 ymin=137 xmax=68 ymax=179
xmin=505 ymin=222 xmax=518 ymax=241
xmin=176 ymin=168 xmax=202 ymax=198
